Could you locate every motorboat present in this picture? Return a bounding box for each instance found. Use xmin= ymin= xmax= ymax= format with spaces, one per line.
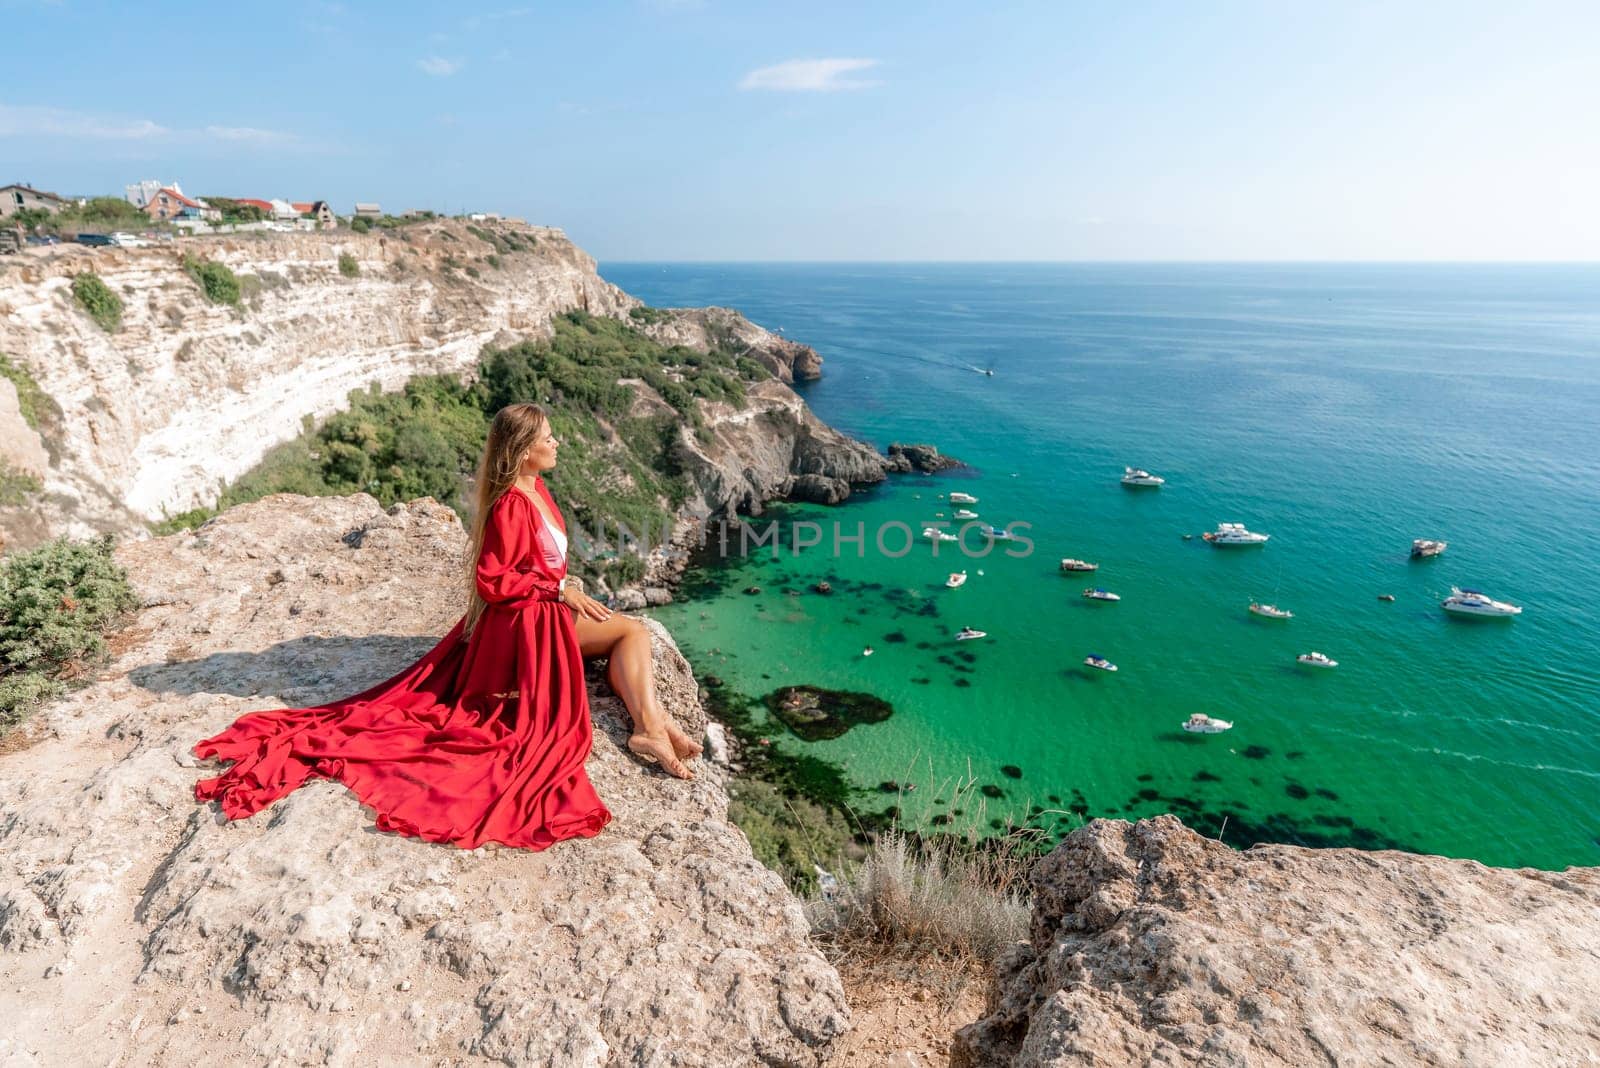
xmin=1296 ymin=651 xmax=1338 ymax=668
xmin=1411 ymin=539 xmax=1448 ymax=559
xmin=983 ymin=525 xmax=1015 ymax=540
xmin=1084 ymin=654 xmax=1118 ymax=672
xmin=1182 ymin=713 xmax=1233 ymax=734
xmin=946 ymin=571 xmax=968 ymax=589
xmin=1441 ymin=587 xmax=1522 ymax=617
xmin=1121 ymin=467 xmax=1165 ymax=487
xmin=1378 ymin=593 xmax=1396 ymax=602
xmin=955 ymin=627 xmax=987 ymax=641
xmin=1203 ymin=522 xmax=1270 ymax=546
xmin=922 ymin=526 xmax=958 ymax=543
xmin=1060 ymin=558 xmax=1099 ymax=572
xmin=949 ymin=492 xmax=979 ymax=504
xmin=1249 ymin=602 xmax=1293 ymax=619
xmin=954 ymin=508 xmax=978 ymax=520
xmin=1082 ymin=588 xmax=1121 ymax=602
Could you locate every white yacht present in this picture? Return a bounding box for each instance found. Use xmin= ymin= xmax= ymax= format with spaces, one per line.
xmin=1296 ymin=651 xmax=1338 ymax=668
xmin=949 ymin=492 xmax=979 ymax=504
xmin=983 ymin=525 xmax=1015 ymax=540
xmin=1249 ymin=603 xmax=1293 ymax=619
xmin=1060 ymin=558 xmax=1099 ymax=572
xmin=1121 ymin=467 xmax=1165 ymax=487
xmin=1441 ymin=587 xmax=1522 ymax=618
xmin=1203 ymin=522 xmax=1270 ymax=546
xmin=922 ymin=526 xmax=958 ymax=543
xmin=954 ymin=508 xmax=978 ymax=520
xmin=1084 ymin=654 xmax=1118 ymax=672
xmin=1182 ymin=713 xmax=1233 ymax=734
xmin=955 ymin=627 xmax=987 ymax=641
xmin=946 ymin=571 xmax=968 ymax=589
xmin=1081 ymin=588 xmax=1121 ymax=602
xmin=1411 ymin=539 xmax=1448 ymax=559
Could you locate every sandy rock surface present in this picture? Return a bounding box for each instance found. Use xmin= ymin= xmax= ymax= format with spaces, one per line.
xmin=0 ymin=493 xmax=848 ymax=1065
xmin=953 ymin=815 xmax=1600 ymax=1067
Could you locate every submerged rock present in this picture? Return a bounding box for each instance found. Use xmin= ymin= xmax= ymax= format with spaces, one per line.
xmin=764 ymin=685 xmax=893 ymax=742
xmin=952 ymin=815 xmax=1600 ymax=1066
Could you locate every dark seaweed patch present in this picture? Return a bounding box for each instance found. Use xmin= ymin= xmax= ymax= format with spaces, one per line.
xmin=1242 ymin=745 xmax=1271 ymax=760
xmin=1193 ymin=770 xmax=1221 ymax=782
xmin=1001 ymin=765 xmax=1023 ymax=779
xmin=1285 ymin=782 xmax=1310 ymax=800
xmin=764 ymin=685 xmax=893 ymax=742
xmin=980 ymin=784 xmax=1005 ymax=799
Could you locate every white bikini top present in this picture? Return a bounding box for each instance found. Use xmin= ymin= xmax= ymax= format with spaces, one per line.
xmin=543 ymin=523 xmax=568 ymax=567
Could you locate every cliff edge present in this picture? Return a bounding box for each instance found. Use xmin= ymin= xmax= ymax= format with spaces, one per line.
xmin=952 ymin=815 xmax=1600 ymax=1067
xmin=0 ymin=493 xmax=849 ymax=1065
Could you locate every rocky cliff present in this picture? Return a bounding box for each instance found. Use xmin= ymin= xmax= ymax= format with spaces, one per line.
xmin=952 ymin=816 xmax=1600 ymax=1067
xmin=0 ymin=221 xmax=859 ymax=552
xmin=0 ymin=493 xmax=849 ymax=1065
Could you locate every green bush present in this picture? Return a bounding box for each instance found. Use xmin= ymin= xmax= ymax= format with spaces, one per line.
xmin=0 ymin=535 xmax=138 ymax=735
xmin=0 ymin=353 xmax=59 ymax=432
xmin=338 ymin=252 xmax=360 ymax=278
xmin=350 ymin=216 xmax=372 ymax=234
xmin=71 ymin=272 xmax=123 ymax=332
xmin=184 ymin=255 xmax=241 ymax=306
xmin=0 ymin=460 xmax=42 ymax=506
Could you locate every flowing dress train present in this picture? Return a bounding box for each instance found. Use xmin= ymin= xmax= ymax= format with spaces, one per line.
xmin=193 ymin=477 xmax=611 ymax=850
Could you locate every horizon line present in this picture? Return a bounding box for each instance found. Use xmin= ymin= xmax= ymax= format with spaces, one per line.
xmin=597 ymin=257 xmax=1600 ymax=266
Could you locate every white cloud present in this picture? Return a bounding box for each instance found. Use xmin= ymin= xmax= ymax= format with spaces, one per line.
xmin=0 ymin=103 xmax=168 ymax=140
xmin=204 ymin=125 xmax=293 ymax=144
xmin=0 ymin=103 xmax=294 ymax=146
xmin=418 ymin=56 xmax=462 ymax=76
xmin=738 ymin=58 xmax=881 ymax=92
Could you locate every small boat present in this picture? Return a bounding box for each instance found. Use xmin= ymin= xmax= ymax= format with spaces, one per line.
xmin=949 ymin=492 xmax=978 ymax=504
xmin=1203 ymin=522 xmax=1270 ymax=546
xmin=1249 ymin=602 xmax=1293 ymax=619
xmin=982 ymin=525 xmax=1015 ymax=540
xmin=1411 ymin=539 xmax=1448 ymax=559
xmin=1060 ymin=558 xmax=1099 ymax=572
xmin=812 ymin=581 xmax=832 ymax=595
xmin=862 ymin=647 xmax=874 ymax=657
xmin=1082 ymin=588 xmax=1121 ymax=602
xmin=1182 ymin=533 xmax=1194 ymax=540
xmin=946 ymin=571 xmax=968 ymax=589
xmin=1182 ymin=713 xmax=1233 ymax=734
xmin=921 ymin=526 xmax=958 ymax=543
xmin=955 ymin=627 xmax=987 ymax=641
xmin=954 ymin=508 xmax=978 ymax=520
xmin=1378 ymin=593 xmax=1396 ymax=602
xmin=1084 ymin=654 xmax=1118 ymax=672
xmin=1121 ymin=467 xmax=1165 ymax=487
xmin=1296 ymin=651 xmax=1338 ymax=668
xmin=1441 ymin=587 xmax=1521 ymax=618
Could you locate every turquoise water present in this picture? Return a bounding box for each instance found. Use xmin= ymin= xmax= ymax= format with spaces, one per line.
xmin=603 ymin=263 xmax=1600 ymax=870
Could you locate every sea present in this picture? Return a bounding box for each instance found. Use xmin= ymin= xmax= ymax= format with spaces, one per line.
xmin=601 ymin=262 xmax=1600 ymax=871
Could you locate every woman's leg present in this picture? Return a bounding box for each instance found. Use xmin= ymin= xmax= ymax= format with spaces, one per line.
xmin=573 ymin=614 xmax=701 ymax=778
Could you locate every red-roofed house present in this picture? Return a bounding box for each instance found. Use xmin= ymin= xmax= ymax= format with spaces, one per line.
xmin=296 ymin=200 xmax=336 ymax=229
xmin=144 ymin=187 xmax=218 ymax=222
xmin=235 ymin=198 xmax=275 ymax=214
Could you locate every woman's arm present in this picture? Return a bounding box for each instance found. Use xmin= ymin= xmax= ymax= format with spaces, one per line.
xmin=475 ymin=491 xmax=559 ymax=603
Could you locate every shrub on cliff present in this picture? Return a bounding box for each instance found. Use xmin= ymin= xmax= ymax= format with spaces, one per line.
xmin=0 ymin=353 xmax=60 ymax=433
xmin=0 ymin=535 xmax=137 ymax=735
xmin=71 ymin=272 xmax=123 ymax=332
xmin=184 ymin=255 xmax=241 ymax=306
xmin=338 ymin=253 xmax=360 ymax=278
xmin=184 ymin=255 xmax=241 ymax=307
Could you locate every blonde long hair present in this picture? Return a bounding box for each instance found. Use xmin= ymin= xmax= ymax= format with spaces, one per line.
xmin=463 ymin=403 xmax=550 ymax=636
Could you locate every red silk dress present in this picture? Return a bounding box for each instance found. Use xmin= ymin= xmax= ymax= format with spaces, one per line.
xmin=193 ymin=477 xmax=612 ymax=851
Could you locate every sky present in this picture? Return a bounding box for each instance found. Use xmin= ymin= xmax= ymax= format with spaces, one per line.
xmin=4 ymin=0 xmax=1599 ymax=261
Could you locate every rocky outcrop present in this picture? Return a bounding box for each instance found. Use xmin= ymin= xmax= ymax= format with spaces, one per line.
xmin=885 ymin=442 xmax=964 ymax=474
xmin=642 ymin=306 xmax=823 ymax=383
xmin=675 ymin=380 xmax=895 ymax=518
xmin=0 ymin=493 xmax=849 ymax=1065
xmin=952 ymin=815 xmax=1600 ymax=1067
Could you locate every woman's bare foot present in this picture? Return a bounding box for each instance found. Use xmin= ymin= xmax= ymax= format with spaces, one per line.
xmin=627 ymin=732 xmax=694 ymax=779
xmin=665 ymin=720 xmax=703 ymax=761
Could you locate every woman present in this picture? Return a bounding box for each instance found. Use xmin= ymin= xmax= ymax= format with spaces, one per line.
xmin=194 ymin=403 xmax=701 ymax=851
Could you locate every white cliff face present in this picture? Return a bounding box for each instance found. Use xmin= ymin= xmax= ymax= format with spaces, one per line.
xmin=0 ymin=223 xmax=634 ymax=542
xmin=0 ymin=493 xmax=850 ymax=1065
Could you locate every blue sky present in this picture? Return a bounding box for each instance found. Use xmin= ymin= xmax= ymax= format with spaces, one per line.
xmin=4 ymin=1 xmax=1598 ymax=260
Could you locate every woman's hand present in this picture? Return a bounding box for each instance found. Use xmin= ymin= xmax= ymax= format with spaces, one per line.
xmin=562 ymin=586 xmax=613 ymax=621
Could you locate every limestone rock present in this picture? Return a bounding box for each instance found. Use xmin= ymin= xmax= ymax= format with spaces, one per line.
xmin=885 ymin=442 xmax=964 ymax=474
xmin=0 ymin=493 xmax=848 ymax=1065
xmin=952 ymin=815 xmax=1600 ymax=1067
xmin=787 ymin=473 xmax=851 ymax=505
